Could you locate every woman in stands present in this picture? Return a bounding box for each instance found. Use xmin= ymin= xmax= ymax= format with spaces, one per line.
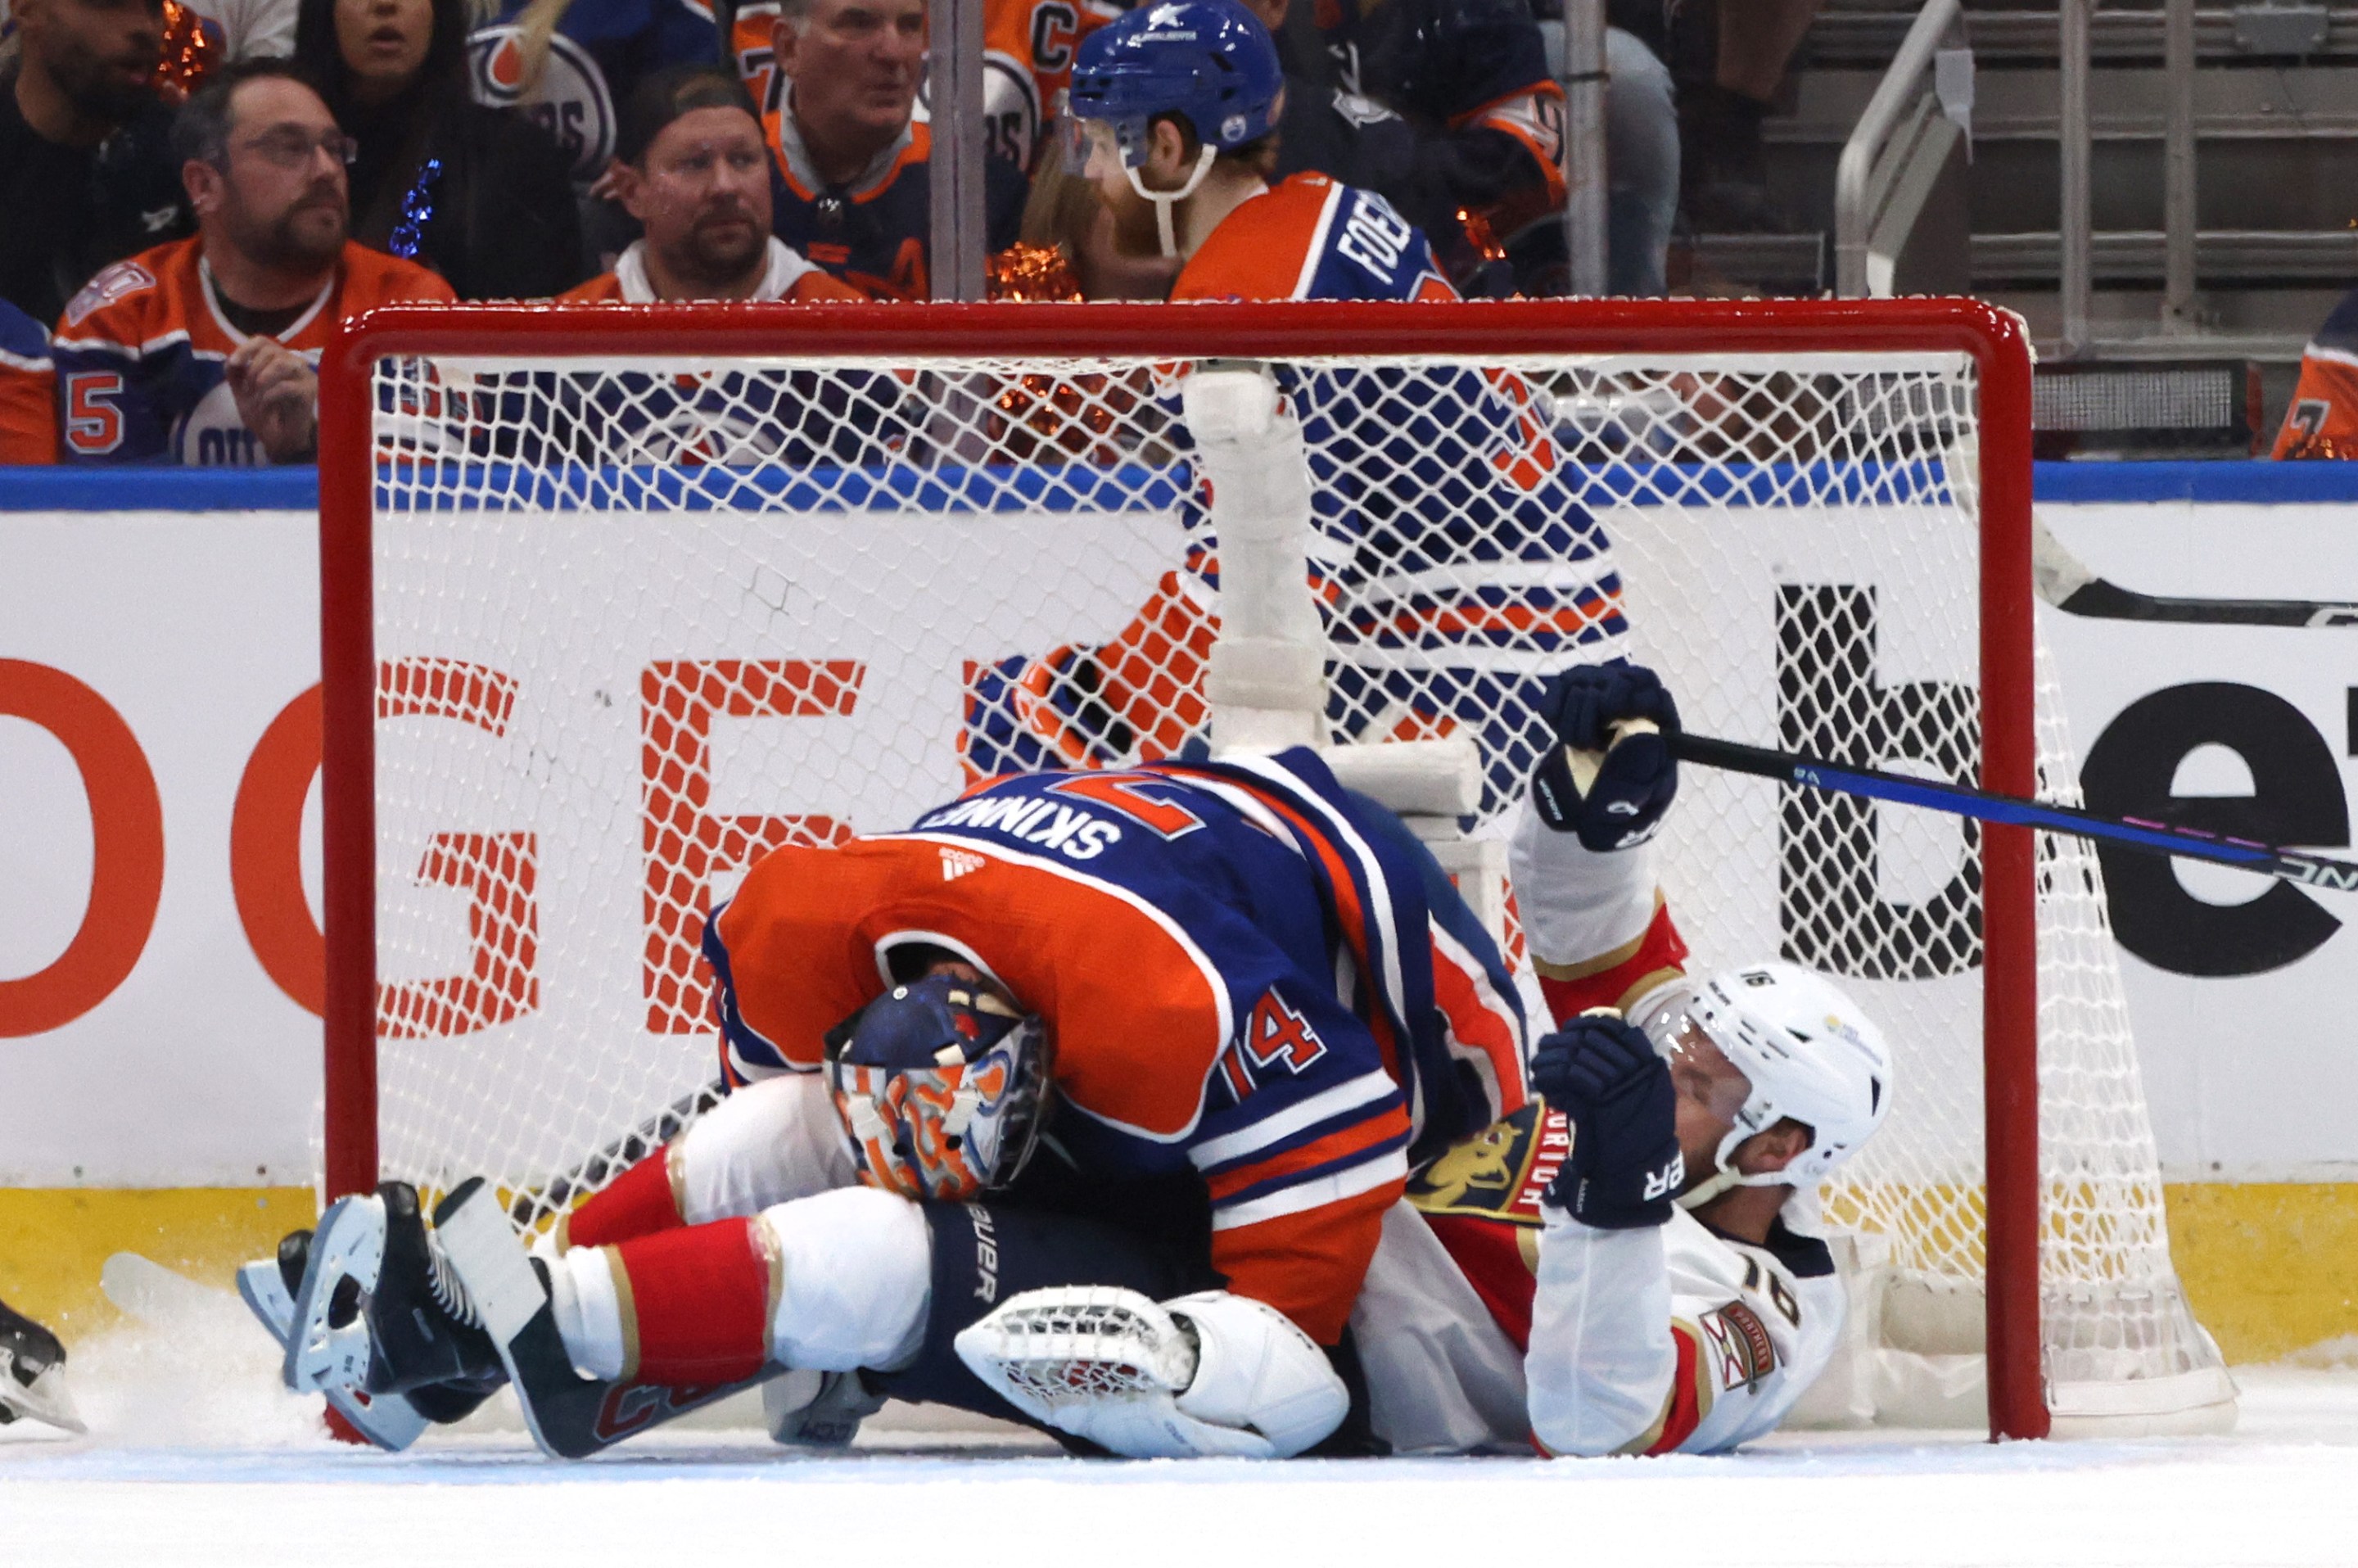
xmin=293 ymin=0 xmax=586 ymax=297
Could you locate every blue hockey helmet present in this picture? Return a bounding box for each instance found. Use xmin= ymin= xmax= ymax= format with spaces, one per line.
xmin=1068 ymin=0 xmax=1284 ymax=169
xmin=823 ymin=973 xmax=1052 ymax=1202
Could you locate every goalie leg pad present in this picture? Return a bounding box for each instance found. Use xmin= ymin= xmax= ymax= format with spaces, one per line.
xmin=864 ymin=1199 xmax=1214 ymax=1438
xmin=954 ymin=1286 xmax=1348 ymax=1458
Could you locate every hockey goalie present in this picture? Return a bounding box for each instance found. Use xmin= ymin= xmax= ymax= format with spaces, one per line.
xmin=243 ymin=664 xmax=1888 ymax=1461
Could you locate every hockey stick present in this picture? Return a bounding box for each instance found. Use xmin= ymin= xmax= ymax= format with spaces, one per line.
xmin=1667 ymin=730 xmax=2358 ymax=893
xmin=2034 ymin=515 xmax=2358 ymax=627
xmin=508 ymin=1078 xmax=728 ymax=1225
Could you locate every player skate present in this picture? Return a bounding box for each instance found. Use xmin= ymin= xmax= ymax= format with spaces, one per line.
xmin=264 ymin=1182 xmax=507 ymax=1447
xmin=0 ymin=1295 xmax=83 ymax=1435
xmin=238 ymin=1226 xmax=475 ymax=1451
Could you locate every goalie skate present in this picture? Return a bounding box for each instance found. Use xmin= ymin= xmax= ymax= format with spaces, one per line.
xmin=434 ymin=1177 xmax=778 ymax=1459
xmin=0 ymin=1298 xmax=83 ymax=1435
xmin=237 ymin=1231 xmax=429 ymax=1452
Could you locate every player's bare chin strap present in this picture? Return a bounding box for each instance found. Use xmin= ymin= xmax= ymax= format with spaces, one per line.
xmin=1127 ymin=146 xmax=1220 ymax=257
xmin=1675 ymin=1164 xmax=1790 ymax=1211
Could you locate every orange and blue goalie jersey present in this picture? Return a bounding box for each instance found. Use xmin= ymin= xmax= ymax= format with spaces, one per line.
xmin=702 ymin=745 xmax=1529 ymax=1343
xmin=49 ymin=237 xmax=454 ymax=465
xmin=964 ymin=175 xmax=1628 ymax=818
xmin=2277 ymin=287 xmax=2358 ymax=458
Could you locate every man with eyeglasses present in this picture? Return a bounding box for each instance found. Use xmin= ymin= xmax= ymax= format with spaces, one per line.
xmin=49 ymin=59 xmax=453 ymax=465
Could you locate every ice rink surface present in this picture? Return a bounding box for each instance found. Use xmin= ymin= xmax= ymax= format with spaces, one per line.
xmin=3 ymin=1286 xmax=2355 ymax=1568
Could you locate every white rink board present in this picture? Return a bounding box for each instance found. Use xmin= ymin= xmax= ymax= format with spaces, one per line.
xmin=6 ymin=481 xmax=2358 ymax=1184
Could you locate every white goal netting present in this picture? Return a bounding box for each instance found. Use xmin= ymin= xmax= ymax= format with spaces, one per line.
xmin=344 ymin=320 xmax=2229 ymax=1431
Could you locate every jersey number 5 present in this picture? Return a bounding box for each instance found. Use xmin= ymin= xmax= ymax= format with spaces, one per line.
xmin=66 ymin=373 xmax=124 ymax=456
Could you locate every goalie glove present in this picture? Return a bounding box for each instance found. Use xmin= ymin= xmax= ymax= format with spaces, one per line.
xmin=1533 ymin=1010 xmax=1684 ymax=1229
xmin=954 ymin=1286 xmax=1347 ymax=1458
xmin=1530 ymin=662 xmax=1681 ymax=852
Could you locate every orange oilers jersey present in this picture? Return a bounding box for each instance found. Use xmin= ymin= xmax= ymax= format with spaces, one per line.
xmin=704 ymin=746 xmax=1529 ymax=1342
xmin=0 ymin=298 xmax=56 ymax=463
xmin=2277 ymin=288 xmax=2358 ymax=458
xmin=1172 ymin=175 xmax=1459 ymax=305
xmin=50 ymin=237 xmax=453 ymax=465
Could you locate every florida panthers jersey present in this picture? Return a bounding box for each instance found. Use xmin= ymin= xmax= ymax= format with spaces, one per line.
xmin=50 ymin=237 xmax=454 ymax=465
xmin=1350 ymin=1108 xmax=1847 ymax=1455
xmin=0 ymin=297 xmax=55 ymax=463
xmin=965 ymin=176 xmax=1628 ymax=817
xmin=703 ymin=746 xmax=1527 ymax=1343
xmin=2276 ymin=287 xmax=2358 ymax=459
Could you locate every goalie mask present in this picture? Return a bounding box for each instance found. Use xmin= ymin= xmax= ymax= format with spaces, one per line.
xmin=1631 ymin=961 xmax=1893 ymax=1203
xmin=824 ymin=974 xmax=1052 ymax=1202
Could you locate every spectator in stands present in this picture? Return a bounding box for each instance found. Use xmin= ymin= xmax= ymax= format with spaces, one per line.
xmin=50 ymin=59 xmax=454 ymax=465
xmin=1261 ymin=0 xmax=1570 ymax=296
xmin=2274 ymin=289 xmax=2358 ymax=458
xmin=183 ymin=0 xmax=299 ymax=61
xmin=1618 ymin=0 xmax=1818 ymax=233
xmin=562 ymin=64 xmax=859 ymax=303
xmin=0 ymin=0 xmax=192 ymax=325
xmin=0 ymin=299 xmax=60 ymax=463
xmin=294 ymin=0 xmax=585 ymax=298
xmin=764 ymin=0 xmax=1027 ymax=299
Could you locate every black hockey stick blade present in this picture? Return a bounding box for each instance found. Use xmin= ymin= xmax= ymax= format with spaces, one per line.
xmin=1668 ymin=731 xmax=2358 ymax=894
xmin=2033 ymin=515 xmax=2358 ymax=628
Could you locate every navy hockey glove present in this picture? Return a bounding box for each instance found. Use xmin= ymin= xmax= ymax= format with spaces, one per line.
xmin=1534 ymin=1011 xmax=1683 ymax=1229
xmin=1529 ymin=662 xmax=1681 ymax=852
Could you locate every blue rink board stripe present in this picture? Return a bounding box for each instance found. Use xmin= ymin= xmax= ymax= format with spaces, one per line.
xmin=7 ymin=459 xmax=2358 ymax=513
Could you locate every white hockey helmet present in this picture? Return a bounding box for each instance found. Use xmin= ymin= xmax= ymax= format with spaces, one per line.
xmin=1632 ymin=960 xmax=1894 ymax=1191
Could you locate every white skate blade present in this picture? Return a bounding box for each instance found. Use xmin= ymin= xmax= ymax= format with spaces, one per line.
xmin=105 ymin=1250 xmax=427 ymax=1452
xmin=282 ymin=1194 xmax=386 ymax=1397
xmin=233 ymin=1258 xmax=297 ymax=1344
xmin=0 ymin=1349 xmax=85 ymax=1435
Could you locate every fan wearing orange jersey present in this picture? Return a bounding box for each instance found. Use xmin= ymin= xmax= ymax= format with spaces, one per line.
xmin=51 ymin=61 xmax=452 ymax=465
xmin=0 ymin=300 xmax=58 ymax=463
xmin=2276 ymin=287 xmax=2358 ymax=459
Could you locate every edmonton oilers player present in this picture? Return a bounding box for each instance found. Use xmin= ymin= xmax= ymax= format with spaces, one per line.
xmin=965 ymin=0 xmax=1628 ymax=822
xmin=260 ymin=740 xmax=1534 ymax=1458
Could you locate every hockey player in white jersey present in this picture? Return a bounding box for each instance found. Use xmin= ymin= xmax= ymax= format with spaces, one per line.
xmin=1343 ymin=661 xmax=1895 ymax=1455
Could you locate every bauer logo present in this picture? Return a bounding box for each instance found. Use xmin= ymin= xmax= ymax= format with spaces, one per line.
xmin=967 ymin=1204 xmax=1000 ymax=1303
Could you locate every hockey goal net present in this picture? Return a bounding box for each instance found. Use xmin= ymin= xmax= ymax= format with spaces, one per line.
xmin=318 ymin=298 xmax=2232 ymax=1441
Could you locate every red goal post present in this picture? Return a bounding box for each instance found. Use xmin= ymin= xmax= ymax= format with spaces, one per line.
xmin=317 ymin=297 xmax=2044 ymax=1440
